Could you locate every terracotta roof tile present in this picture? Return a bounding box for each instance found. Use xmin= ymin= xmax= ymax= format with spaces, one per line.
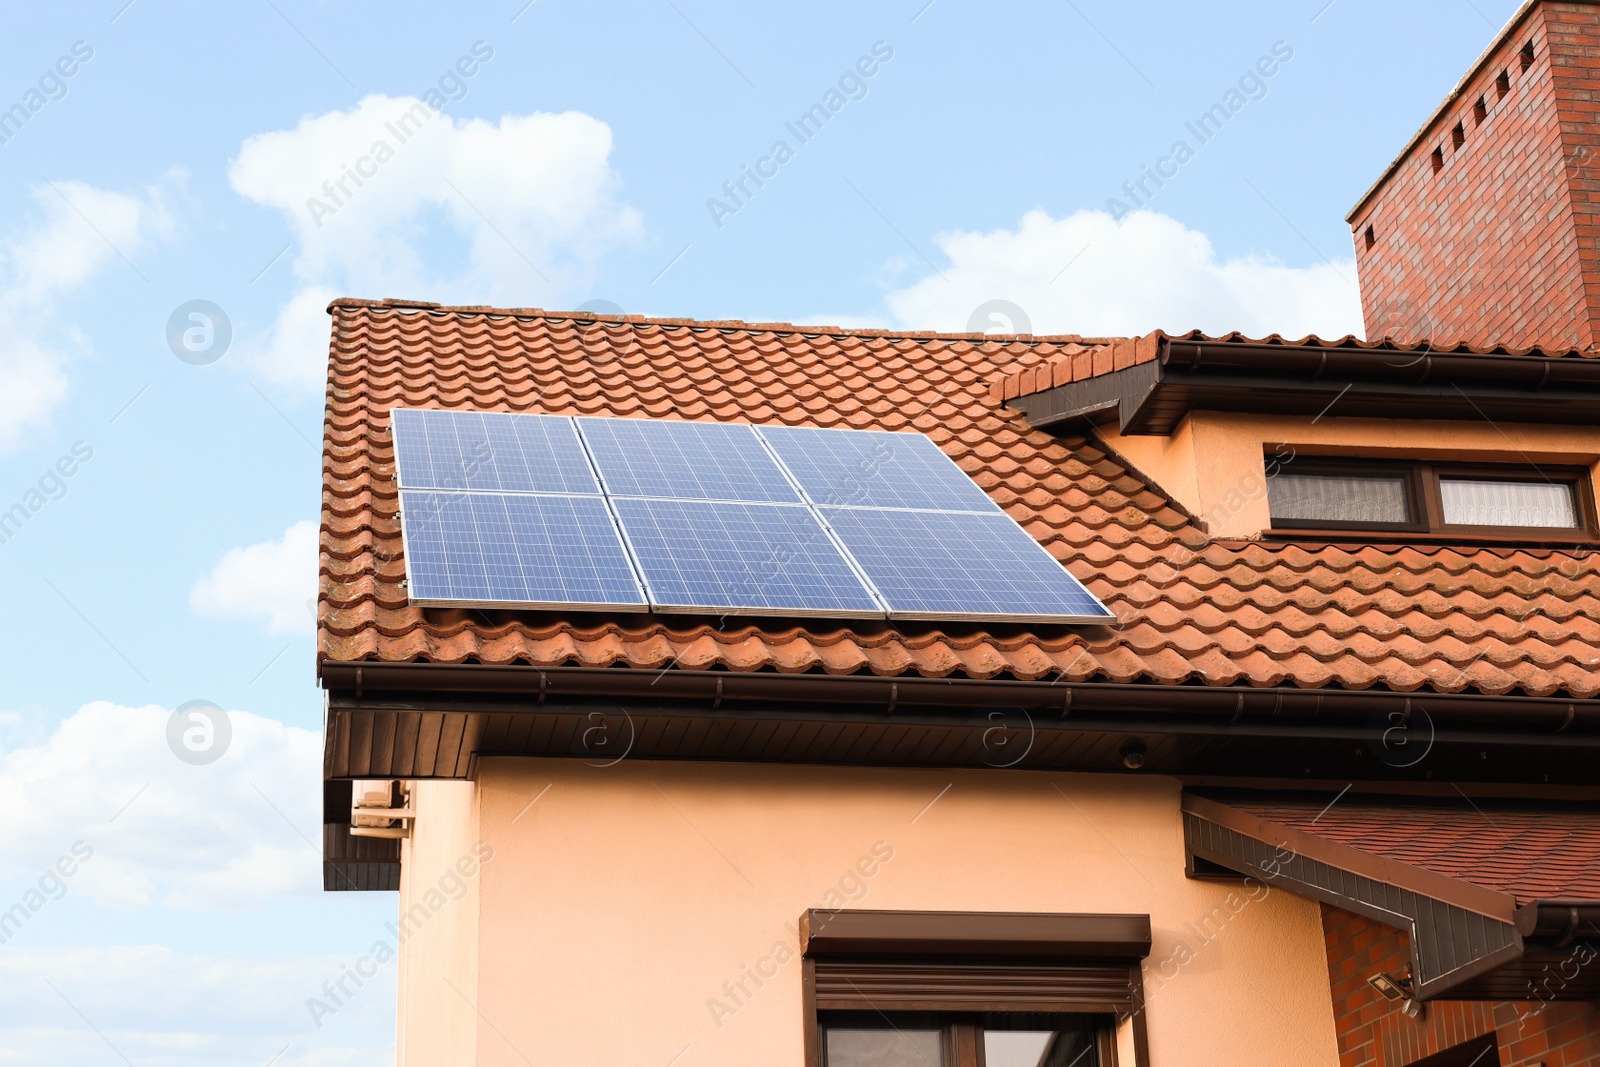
xmin=318 ymin=300 xmax=1600 ymax=696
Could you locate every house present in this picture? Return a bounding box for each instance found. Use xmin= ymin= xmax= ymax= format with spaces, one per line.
xmin=315 ymin=4 xmax=1600 ymax=1065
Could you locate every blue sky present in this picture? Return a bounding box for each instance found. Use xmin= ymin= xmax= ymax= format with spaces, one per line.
xmin=0 ymin=1 xmax=1520 ymax=1063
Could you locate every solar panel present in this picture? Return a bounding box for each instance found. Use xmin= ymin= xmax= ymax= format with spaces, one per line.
xmin=757 ymin=426 xmax=998 ymax=513
xmin=578 ymin=417 xmax=801 ymax=503
xmin=819 ymin=507 xmax=1114 ymax=623
xmin=391 ymin=408 xmax=599 ymax=495
xmin=610 ymin=498 xmax=883 ymax=616
xmin=390 ymin=408 xmax=1113 ymax=624
xmin=400 ymin=490 xmax=647 ymax=609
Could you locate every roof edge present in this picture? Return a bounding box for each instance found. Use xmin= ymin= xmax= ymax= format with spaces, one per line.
xmin=324 ymin=296 xmax=1120 ymax=348
xmin=1182 ymin=792 xmax=1517 ymax=922
xmin=319 ymin=660 xmax=1600 ymax=723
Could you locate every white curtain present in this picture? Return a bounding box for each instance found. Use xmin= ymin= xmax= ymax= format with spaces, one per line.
xmin=1439 ymin=479 xmax=1576 ymax=528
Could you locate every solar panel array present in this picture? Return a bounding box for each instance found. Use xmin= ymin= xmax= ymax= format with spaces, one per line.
xmin=391 ymin=408 xmax=1114 ymax=622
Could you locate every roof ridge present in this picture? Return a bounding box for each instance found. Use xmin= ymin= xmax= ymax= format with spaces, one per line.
xmin=325 ymin=296 xmax=1122 ymax=347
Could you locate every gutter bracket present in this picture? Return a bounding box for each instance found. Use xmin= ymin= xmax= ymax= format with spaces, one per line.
xmin=1557 ymin=906 xmax=1581 ymax=948
xmin=1415 ymin=354 xmax=1433 ymax=385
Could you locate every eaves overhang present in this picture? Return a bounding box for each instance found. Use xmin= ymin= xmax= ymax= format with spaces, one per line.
xmin=318 ymin=661 xmax=1600 ymax=785
xmin=1011 ymin=336 xmax=1600 ymax=436
xmin=1183 ymin=792 xmax=1600 ymax=1001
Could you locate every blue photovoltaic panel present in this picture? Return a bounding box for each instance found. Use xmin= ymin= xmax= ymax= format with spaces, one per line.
xmin=391 ymin=408 xmax=600 ymax=495
xmin=758 ymin=425 xmax=998 ymax=513
xmin=578 ymin=418 xmax=801 ymax=503
xmin=400 ymin=490 xmax=646 ymax=608
xmin=610 ymin=498 xmax=882 ymax=616
xmin=820 ymin=507 xmax=1115 ymax=622
xmin=391 ymin=409 xmax=1112 ymax=624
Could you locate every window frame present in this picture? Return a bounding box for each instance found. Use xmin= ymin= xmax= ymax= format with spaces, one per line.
xmin=817 ymin=1009 xmax=1116 ymax=1067
xmin=1264 ymin=455 xmax=1597 ymax=541
xmin=799 ymin=910 xmax=1151 ymax=1067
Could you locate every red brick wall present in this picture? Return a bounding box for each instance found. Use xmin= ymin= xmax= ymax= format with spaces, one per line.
xmin=1545 ymin=4 xmax=1600 ymax=335
xmin=1323 ymin=905 xmax=1600 ymax=1067
xmin=1349 ymin=3 xmax=1596 ymax=352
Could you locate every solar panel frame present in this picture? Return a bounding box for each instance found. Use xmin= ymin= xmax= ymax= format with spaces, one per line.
xmin=390 ymin=408 xmax=601 ymax=495
xmin=398 ymin=489 xmax=649 ymax=611
xmin=755 ymin=425 xmax=1001 ymax=514
xmin=817 ymin=506 xmax=1116 ymax=624
xmin=577 ymin=416 xmax=803 ymax=504
xmin=608 ymin=497 xmax=885 ymax=618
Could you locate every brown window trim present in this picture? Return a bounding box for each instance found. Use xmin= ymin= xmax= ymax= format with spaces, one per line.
xmin=815 ymin=1010 xmax=1117 ymax=1067
xmin=1264 ymin=529 xmax=1600 ymax=550
xmin=800 ymin=910 xmax=1152 ymax=1067
xmin=1265 ymin=455 xmax=1597 ymax=541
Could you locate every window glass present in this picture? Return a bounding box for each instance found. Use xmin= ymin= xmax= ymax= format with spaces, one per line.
xmin=982 ymin=1015 xmax=1100 ymax=1067
xmin=824 ymin=1028 xmax=943 ymax=1067
xmin=819 ymin=1012 xmax=1102 ymax=1066
xmin=984 ymin=1029 xmax=1097 ymax=1067
xmin=1439 ymin=478 xmax=1578 ymax=529
xmin=1268 ymin=472 xmax=1411 ymax=525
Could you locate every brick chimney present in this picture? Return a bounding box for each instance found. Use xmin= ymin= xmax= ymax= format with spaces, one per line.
xmin=1348 ymin=0 xmax=1600 ymax=352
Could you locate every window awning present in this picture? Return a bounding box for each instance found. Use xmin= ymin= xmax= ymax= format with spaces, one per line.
xmin=1182 ymin=793 xmax=1600 ymax=1000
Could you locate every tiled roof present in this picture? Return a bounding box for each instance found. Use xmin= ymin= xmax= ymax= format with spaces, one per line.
xmin=1225 ymin=797 xmax=1600 ymax=903
xmin=319 ymin=299 xmax=1600 ymax=696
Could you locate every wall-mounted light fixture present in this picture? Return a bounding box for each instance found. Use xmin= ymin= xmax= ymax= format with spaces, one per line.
xmin=1367 ymin=970 xmax=1424 ymax=1019
xmin=350 ymin=778 xmax=414 ymax=839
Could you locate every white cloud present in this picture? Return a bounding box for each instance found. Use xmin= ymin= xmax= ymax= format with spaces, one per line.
xmin=0 ymin=180 xmax=173 ymax=454
xmin=0 ymin=701 xmax=321 ymax=909
xmin=189 ymin=520 xmax=319 ymax=636
xmin=874 ymin=208 xmax=1362 ymax=341
xmin=230 ymin=95 xmax=642 ymax=393
xmin=0 ymin=946 xmax=392 ymax=1066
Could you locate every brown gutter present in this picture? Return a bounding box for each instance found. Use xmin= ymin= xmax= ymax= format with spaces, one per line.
xmin=1515 ymin=902 xmax=1600 ymax=945
xmin=1160 ymin=337 xmax=1600 ymax=383
xmin=320 ymin=660 xmax=1600 ymax=737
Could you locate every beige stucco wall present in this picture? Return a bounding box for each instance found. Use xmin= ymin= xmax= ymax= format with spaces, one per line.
xmin=445 ymin=757 xmax=1340 ymax=1066
xmin=396 ymin=779 xmax=482 ymax=1067
xmin=1099 ymin=411 xmax=1600 ymax=538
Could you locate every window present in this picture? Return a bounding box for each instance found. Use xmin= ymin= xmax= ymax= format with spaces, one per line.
xmin=1266 ymin=457 xmax=1593 ymax=538
xmin=802 ymin=910 xmax=1150 ymax=1067
xmin=822 ymin=1012 xmax=1104 ymax=1066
